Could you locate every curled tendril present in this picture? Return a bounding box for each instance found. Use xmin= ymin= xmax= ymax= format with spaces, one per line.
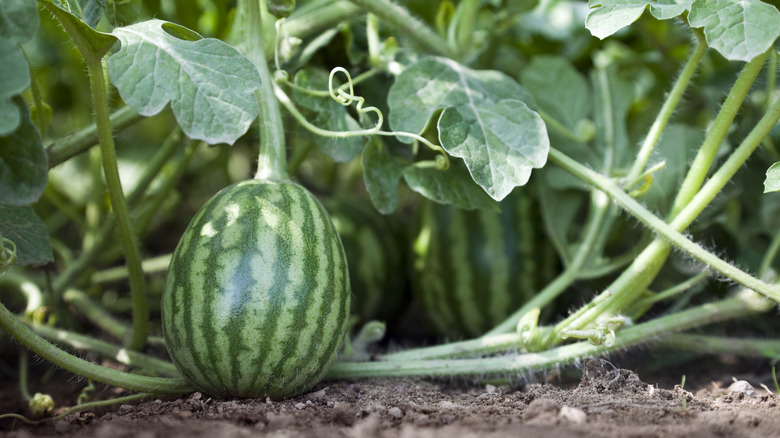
xmin=274 ymin=64 xmax=451 ymax=170
xmin=1 ymin=237 xmax=18 ymax=277
xmin=560 ymin=316 xmax=629 ymax=347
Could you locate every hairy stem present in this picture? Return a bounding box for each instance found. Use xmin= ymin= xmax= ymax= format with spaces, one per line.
xmin=0 ymin=301 xmax=192 ymax=394
xmin=84 ymin=56 xmax=148 ymax=351
xmin=659 ymin=333 xmax=780 ymax=359
xmin=346 ymin=0 xmax=457 ymax=58
xmin=330 ymin=290 xmax=771 ymax=379
xmin=668 ymin=50 xmax=770 ymax=219
xmin=625 ymin=31 xmax=707 ymax=184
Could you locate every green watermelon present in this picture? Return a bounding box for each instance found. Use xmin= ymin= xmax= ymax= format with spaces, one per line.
xmin=161 ymin=179 xmax=350 ymax=399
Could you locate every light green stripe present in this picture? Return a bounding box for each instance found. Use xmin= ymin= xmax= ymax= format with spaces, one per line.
xmin=450 ymin=208 xmax=480 ymax=336
xmin=482 ymin=208 xmax=510 ymax=326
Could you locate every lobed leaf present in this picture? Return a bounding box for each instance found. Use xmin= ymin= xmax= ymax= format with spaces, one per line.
xmin=0 ymin=205 xmax=53 ymax=266
xmin=0 ymin=0 xmax=38 ymax=135
xmin=109 ymin=19 xmax=262 ymax=145
xmin=0 ymin=98 xmax=47 ymax=206
xmin=388 ymin=56 xmax=547 ymax=201
xmin=585 ymin=0 xmax=692 ymax=39
xmin=438 ymin=99 xmax=549 ymax=201
xmin=688 ymin=0 xmax=780 ymax=62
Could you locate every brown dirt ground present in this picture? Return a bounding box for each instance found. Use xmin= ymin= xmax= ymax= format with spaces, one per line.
xmin=2 ymin=356 xmax=780 ymax=438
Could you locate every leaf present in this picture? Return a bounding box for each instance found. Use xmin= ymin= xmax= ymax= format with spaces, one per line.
xmin=83 ymin=0 xmax=108 ymax=28
xmin=585 ymin=0 xmax=693 ymax=39
xmin=108 ymin=19 xmax=262 ymax=145
xmin=0 ymin=38 xmax=29 ymax=136
xmin=688 ymin=0 xmax=780 ymax=62
xmin=521 ymin=55 xmax=591 ymax=137
xmin=388 ymin=56 xmax=535 ymax=139
xmin=0 ymin=98 xmax=47 ymax=206
xmin=0 ymin=0 xmax=40 ymax=43
xmin=0 ymin=0 xmax=38 ymax=135
xmin=388 ymin=56 xmax=547 ymax=201
xmin=0 ymin=205 xmax=53 ymax=266
xmin=402 ymin=161 xmax=499 ymax=211
xmin=438 ymin=99 xmax=549 ymax=201
xmin=642 ymin=124 xmax=703 ymax=214
xmin=39 ymin=0 xmax=117 ymax=59
xmin=764 ymin=162 xmax=780 ymax=193
xmin=293 ymin=69 xmax=364 ymax=162
xmin=362 ymin=138 xmax=403 ymax=214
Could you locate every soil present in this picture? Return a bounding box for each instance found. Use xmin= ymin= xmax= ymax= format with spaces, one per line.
xmin=2 ymin=355 xmax=780 ymax=438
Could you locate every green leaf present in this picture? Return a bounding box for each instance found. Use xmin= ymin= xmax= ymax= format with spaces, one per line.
xmin=293 ymin=69 xmax=364 ymax=162
xmin=642 ymin=124 xmax=703 ymax=214
xmin=39 ymin=0 xmax=117 ymax=59
xmin=0 ymin=205 xmax=53 ymax=266
xmin=764 ymin=162 xmax=780 ymax=193
xmin=0 ymin=98 xmax=47 ymax=206
xmin=388 ymin=56 xmax=535 ymax=139
xmin=108 ymin=19 xmax=262 ymax=145
xmin=402 ymin=161 xmax=499 ymax=210
xmin=362 ymin=138 xmax=403 ymax=214
xmin=388 ymin=56 xmax=547 ymax=201
xmin=438 ymin=99 xmax=549 ymax=201
xmin=585 ymin=0 xmax=693 ymax=39
xmin=521 ymin=55 xmax=591 ymax=137
xmin=0 ymin=0 xmax=39 ymax=135
xmin=0 ymin=38 xmax=29 ymax=136
xmin=0 ymin=0 xmax=40 ymax=43
xmin=83 ymin=0 xmax=108 ymax=29
xmin=688 ymin=0 xmax=780 ymax=62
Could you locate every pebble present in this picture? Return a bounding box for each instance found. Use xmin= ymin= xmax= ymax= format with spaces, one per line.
xmin=559 ymin=406 xmax=587 ymax=424
xmin=727 ymin=379 xmax=756 ymax=398
xmin=388 ymin=407 xmax=404 ymax=419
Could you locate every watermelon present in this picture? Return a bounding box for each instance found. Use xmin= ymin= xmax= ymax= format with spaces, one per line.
xmin=411 ymin=190 xmax=547 ymax=339
xmin=161 ymin=179 xmax=350 ymax=399
xmin=322 ymin=196 xmax=408 ymax=327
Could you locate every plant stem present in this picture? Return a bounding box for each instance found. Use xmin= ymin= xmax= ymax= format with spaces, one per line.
xmin=61 ymin=289 xmax=166 ymax=348
xmin=92 ymin=254 xmax=173 ymax=283
xmin=0 ymin=301 xmax=192 ymax=394
xmin=329 ymin=290 xmax=771 ymax=379
xmin=346 ymin=0 xmax=457 ymax=58
xmin=483 ymin=190 xmax=612 ymax=337
xmin=668 ymin=50 xmax=770 ymax=219
xmin=625 ymin=31 xmax=707 ymax=185
xmin=25 ymin=320 xmax=180 ymax=377
xmin=244 ymin=0 xmax=288 ymax=181
xmin=659 ymin=333 xmax=780 ymax=359
xmin=280 ymin=1 xmax=361 ymax=56
xmin=46 ymin=106 xmax=142 ymax=168
xmin=84 ymin=56 xmax=149 ymax=351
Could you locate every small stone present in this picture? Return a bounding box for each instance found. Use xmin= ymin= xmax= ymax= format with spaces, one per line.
xmin=294 ymin=402 xmax=306 ymax=410
xmin=559 ymin=406 xmax=587 ymax=424
xmin=727 ymin=379 xmax=756 ymax=399
xmin=485 ymin=384 xmax=497 ymax=394
xmin=524 ymin=398 xmax=559 ymax=421
xmin=388 ymin=407 xmax=404 ymax=419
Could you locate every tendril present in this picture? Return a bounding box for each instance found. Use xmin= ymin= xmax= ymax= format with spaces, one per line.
xmin=275 ymin=66 xmax=450 ymax=169
xmin=560 ymin=316 xmax=629 ymax=347
xmin=1 ymin=236 xmax=18 ymax=277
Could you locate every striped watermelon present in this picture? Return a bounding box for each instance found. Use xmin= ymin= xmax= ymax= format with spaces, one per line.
xmin=411 ymin=190 xmax=545 ymax=339
xmin=322 ymin=196 xmax=408 ymax=327
xmin=161 ymin=179 xmax=350 ymax=399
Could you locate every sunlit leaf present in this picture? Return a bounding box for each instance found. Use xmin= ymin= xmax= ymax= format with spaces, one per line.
xmin=109 ymin=19 xmax=262 ymax=145
xmin=764 ymin=162 xmax=780 ymax=193
xmin=0 ymin=98 xmax=47 ymax=206
xmin=389 ymin=56 xmax=547 ymax=201
xmin=585 ymin=0 xmax=692 ymax=39
xmin=438 ymin=99 xmax=549 ymax=201
xmin=0 ymin=205 xmax=53 ymax=266
xmin=688 ymin=0 xmax=780 ymax=62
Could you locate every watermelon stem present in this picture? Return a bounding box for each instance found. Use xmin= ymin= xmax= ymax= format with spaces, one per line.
xmin=328 ymin=289 xmax=771 ymax=380
xmin=241 ymin=0 xmax=289 ymax=181
xmin=0 ymin=301 xmax=193 ymax=394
